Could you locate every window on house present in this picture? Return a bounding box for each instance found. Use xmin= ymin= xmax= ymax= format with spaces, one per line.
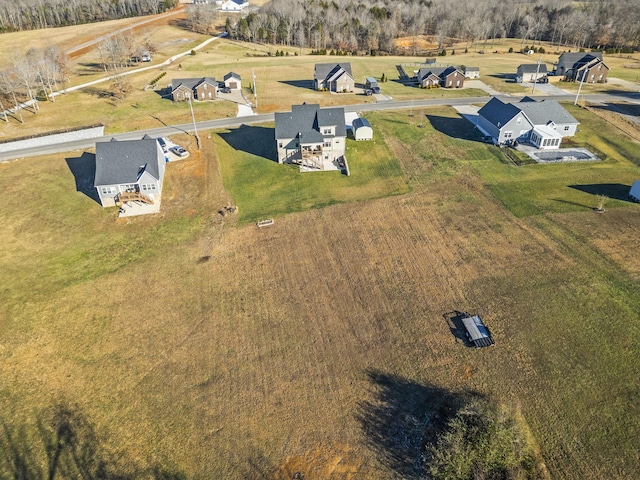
xmin=323 ymin=141 xmax=331 ymax=147
xmin=279 ymin=142 xmax=283 ymax=148
xmin=504 ymin=131 xmax=513 ymax=139
xmin=564 ymin=126 xmax=569 ymax=131
xmin=142 ymin=184 xmax=156 ymax=191
xmin=101 ymin=186 xmax=116 ymax=195
xmin=516 ymin=117 xmax=521 ymax=125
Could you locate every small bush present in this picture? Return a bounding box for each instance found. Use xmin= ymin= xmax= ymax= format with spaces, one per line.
xmin=508 ymin=47 xmax=513 ymax=53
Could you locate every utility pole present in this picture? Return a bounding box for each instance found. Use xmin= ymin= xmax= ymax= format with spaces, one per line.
xmin=252 ymin=68 xmax=257 ymax=109
xmin=574 ymin=68 xmax=588 ymax=106
xmin=531 ymin=54 xmax=542 ymax=95
xmin=188 ymin=94 xmax=200 ymax=149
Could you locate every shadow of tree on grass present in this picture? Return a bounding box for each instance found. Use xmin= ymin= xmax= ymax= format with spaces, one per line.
xmin=357 ymin=370 xmax=484 ymax=479
xmin=0 ymin=402 xmax=185 ymax=479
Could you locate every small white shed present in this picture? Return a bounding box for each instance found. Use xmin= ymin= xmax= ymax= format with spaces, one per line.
xmin=352 ymin=117 xmax=373 ymax=141
xmin=629 ymin=180 xmax=640 ymax=202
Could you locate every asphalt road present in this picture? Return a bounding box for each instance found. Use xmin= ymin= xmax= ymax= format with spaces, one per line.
xmin=2 ymin=92 xmax=639 ymax=162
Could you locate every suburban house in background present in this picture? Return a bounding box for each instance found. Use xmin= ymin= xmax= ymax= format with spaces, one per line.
xmin=462 ymin=65 xmax=480 ymax=79
xmin=217 ymin=0 xmax=249 ymax=11
xmin=554 ymin=52 xmax=609 ymax=83
xmin=171 ymin=77 xmax=217 ymax=101
xmin=314 ymin=63 xmax=355 ymax=92
xmin=477 ymin=96 xmax=579 ymax=149
xmin=417 ymin=66 xmax=464 ymax=88
xmin=94 ymin=135 xmax=166 ymax=212
xmin=223 ymin=72 xmax=242 ymax=90
xmin=516 ymin=63 xmax=548 ymax=83
xmin=274 ymin=103 xmax=347 ymax=170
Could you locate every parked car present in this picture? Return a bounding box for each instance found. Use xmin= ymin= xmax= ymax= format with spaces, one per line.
xmin=371 ymin=86 xmax=381 ymax=94
xmin=171 ymin=146 xmax=188 ymax=157
xmin=157 ymin=137 xmax=168 ymax=154
xmin=364 ymin=89 xmax=373 ymax=96
xmin=220 ymin=86 xmax=231 ymax=94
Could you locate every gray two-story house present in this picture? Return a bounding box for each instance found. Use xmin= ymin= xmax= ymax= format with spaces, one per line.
xmin=274 ymin=103 xmax=347 ymax=170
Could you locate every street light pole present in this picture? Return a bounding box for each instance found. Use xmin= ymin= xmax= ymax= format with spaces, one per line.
xmin=574 ymin=68 xmax=588 ymax=106
xmin=531 ymin=54 xmax=542 ymax=95
xmin=187 ymin=94 xmax=200 ymax=149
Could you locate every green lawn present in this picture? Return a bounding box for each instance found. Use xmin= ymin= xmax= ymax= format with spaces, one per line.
xmin=214 ymin=121 xmax=410 ymax=223
xmin=470 ymin=103 xmax=640 ymax=217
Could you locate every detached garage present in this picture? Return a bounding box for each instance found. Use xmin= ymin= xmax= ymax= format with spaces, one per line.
xmin=352 ymin=117 xmax=373 ymax=141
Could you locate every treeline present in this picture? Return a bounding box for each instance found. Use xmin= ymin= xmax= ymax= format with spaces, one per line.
xmin=223 ymin=0 xmax=640 ymax=54
xmin=0 ymin=0 xmax=178 ymax=32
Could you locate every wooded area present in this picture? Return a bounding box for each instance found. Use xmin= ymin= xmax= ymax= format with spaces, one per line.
xmin=223 ymin=0 xmax=640 ymax=53
xmin=0 ymin=0 xmax=177 ymax=32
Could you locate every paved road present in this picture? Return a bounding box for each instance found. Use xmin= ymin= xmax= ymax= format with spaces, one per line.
xmin=2 ymin=92 xmax=640 ymax=162
xmin=53 ymin=32 xmax=228 ymax=98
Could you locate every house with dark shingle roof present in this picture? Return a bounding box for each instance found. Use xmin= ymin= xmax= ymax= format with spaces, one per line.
xmin=274 ymin=103 xmax=347 ymax=170
xmin=554 ymin=52 xmax=609 ymax=83
xmin=477 ymin=97 xmax=579 ymax=149
xmin=171 ymin=77 xmax=217 ymax=101
xmin=314 ymin=63 xmax=355 ymax=92
xmin=516 ymin=63 xmax=548 ymax=83
xmin=94 ymin=135 xmax=165 ymax=208
xmin=417 ymin=66 xmax=464 ymax=88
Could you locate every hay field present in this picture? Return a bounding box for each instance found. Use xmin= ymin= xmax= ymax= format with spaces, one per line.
xmin=1 ymin=105 xmax=640 ymax=478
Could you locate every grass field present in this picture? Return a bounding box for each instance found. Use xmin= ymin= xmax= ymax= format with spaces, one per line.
xmin=1 ymin=102 xmax=640 ymax=478
xmin=2 ymin=14 xmax=639 ymax=141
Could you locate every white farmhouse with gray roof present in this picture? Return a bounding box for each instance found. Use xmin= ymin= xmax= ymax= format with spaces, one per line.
xmin=516 ymin=63 xmax=548 ymax=83
xmin=477 ymin=97 xmax=579 ymax=149
xmin=94 ymin=135 xmax=165 ymax=209
xmin=274 ymin=103 xmax=347 ymax=170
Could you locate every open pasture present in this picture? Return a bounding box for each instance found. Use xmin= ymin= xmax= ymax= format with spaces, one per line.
xmin=1 ymin=104 xmax=640 ymax=478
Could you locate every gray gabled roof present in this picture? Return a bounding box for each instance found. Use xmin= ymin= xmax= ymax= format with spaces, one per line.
xmin=275 ymin=103 xmax=346 ymax=143
xmin=477 ymin=97 xmax=522 ymax=128
xmin=353 ymin=117 xmax=371 ymax=129
xmin=95 ymin=137 xmax=161 ymax=186
xmin=557 ymin=52 xmax=603 ymax=72
xmin=417 ymin=65 xmax=461 ymax=81
xmin=515 ymin=98 xmax=578 ymax=126
xmin=517 ymin=63 xmax=548 ymax=74
xmin=171 ymin=77 xmax=216 ymax=92
xmin=314 ymin=63 xmax=353 ymax=82
xmin=224 ymin=71 xmax=241 ymax=81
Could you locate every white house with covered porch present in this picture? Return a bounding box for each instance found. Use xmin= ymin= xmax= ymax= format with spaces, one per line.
xmin=477 ymin=97 xmax=578 ymax=150
xmin=274 ymin=103 xmax=347 ymax=170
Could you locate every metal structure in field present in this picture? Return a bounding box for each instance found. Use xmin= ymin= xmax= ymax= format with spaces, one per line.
xmin=461 ymin=314 xmax=495 ymax=348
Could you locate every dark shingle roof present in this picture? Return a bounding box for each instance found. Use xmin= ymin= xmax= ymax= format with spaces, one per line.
xmin=171 ymin=77 xmax=216 ymax=92
xmin=95 ymin=138 xmax=161 ymax=186
xmin=559 ymin=52 xmax=602 ymax=67
xmin=275 ymin=103 xmax=346 ymax=142
xmin=517 ymin=63 xmax=548 ymax=74
xmin=353 ymin=117 xmax=371 ymax=129
xmin=477 ymin=97 xmax=521 ymax=128
xmin=224 ymin=72 xmax=241 ymax=81
xmin=314 ymin=63 xmax=353 ymax=81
